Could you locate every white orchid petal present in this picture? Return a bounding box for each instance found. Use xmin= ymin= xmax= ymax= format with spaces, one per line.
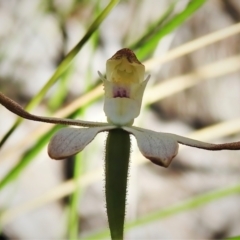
xmin=104 ymin=98 xmax=139 ymax=126
xmin=130 ymin=77 xmax=149 ymax=101
xmin=102 ymin=77 xmax=149 ymax=126
xmin=48 ymin=126 xmax=115 ymax=160
xmin=123 ymin=127 xmax=179 ymax=167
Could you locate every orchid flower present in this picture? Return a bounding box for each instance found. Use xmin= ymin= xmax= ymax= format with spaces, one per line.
xmin=1 ymin=48 xmax=239 ymax=167
xmin=1 ymin=48 xmax=240 ymax=239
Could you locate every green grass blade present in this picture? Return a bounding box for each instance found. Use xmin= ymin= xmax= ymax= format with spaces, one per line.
xmin=66 ymin=108 xmax=87 ymax=239
xmin=0 ymin=125 xmax=62 ymax=191
xmin=67 ymin=154 xmax=82 ymax=240
xmin=0 ymin=119 xmax=21 ymax=149
xmin=129 ymin=0 xmax=176 ymax=51
xmin=48 ymin=67 xmax=73 ymax=112
xmin=126 ymin=184 xmax=240 ymax=229
xmin=25 ymin=0 xmax=119 ymax=111
xmin=0 ymin=0 xmax=119 ymax=148
xmin=136 ymin=0 xmax=206 ymax=60
xmin=87 ymin=184 xmax=240 ymax=239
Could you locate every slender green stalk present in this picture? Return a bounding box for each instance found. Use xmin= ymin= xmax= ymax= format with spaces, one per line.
xmin=136 ymin=0 xmax=206 ymax=59
xmin=0 ymin=125 xmax=62 ymax=190
xmin=48 ymin=66 xmax=73 ymax=112
xmin=105 ymin=129 xmax=131 ymax=240
xmin=129 ymin=0 xmax=176 ymax=50
xmin=67 ymin=155 xmax=82 ymax=240
xmin=87 ymin=184 xmax=240 ymax=239
xmin=227 ymin=236 xmax=240 ymax=240
xmin=126 ymin=184 xmax=240 ymax=230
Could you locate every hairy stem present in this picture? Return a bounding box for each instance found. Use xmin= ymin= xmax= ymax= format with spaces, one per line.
xmin=105 ymin=129 xmax=130 ymax=240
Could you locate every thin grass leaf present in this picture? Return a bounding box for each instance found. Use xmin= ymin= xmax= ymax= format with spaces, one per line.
xmin=129 ymin=0 xmax=176 ymax=50
xmin=0 ymin=125 xmax=62 ymax=191
xmin=48 ymin=66 xmax=73 ymax=112
xmin=87 ymin=184 xmax=240 ymax=239
xmin=144 ymin=55 xmax=240 ymax=105
xmin=0 ymin=0 xmax=119 ymax=148
xmin=67 ymin=154 xmax=82 ymax=240
xmin=144 ymin=22 xmax=240 ymax=70
xmin=136 ymin=0 xmax=206 ymax=60
xmin=91 ymin=2 xmax=101 ymax=50
xmin=126 ymin=185 xmax=240 ymax=230
xmin=67 ymin=108 xmax=86 ymax=239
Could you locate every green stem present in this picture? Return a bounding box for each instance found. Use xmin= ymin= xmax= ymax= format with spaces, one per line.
xmin=67 ymin=155 xmax=82 ymax=240
xmin=105 ymin=129 xmax=131 ymax=240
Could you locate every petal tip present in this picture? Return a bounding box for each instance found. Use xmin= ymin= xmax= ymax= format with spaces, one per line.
xmin=148 ymin=149 xmax=178 ymax=168
xmin=47 ymin=144 xmax=65 ymax=160
xmin=148 ymin=156 xmax=174 ymax=168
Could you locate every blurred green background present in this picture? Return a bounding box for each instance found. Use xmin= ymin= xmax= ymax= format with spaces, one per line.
xmin=1 ymin=0 xmax=240 ymax=239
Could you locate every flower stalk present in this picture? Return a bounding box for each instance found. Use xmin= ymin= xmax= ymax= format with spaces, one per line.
xmin=105 ymin=129 xmax=130 ymax=240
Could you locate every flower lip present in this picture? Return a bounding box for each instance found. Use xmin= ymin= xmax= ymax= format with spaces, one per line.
xmin=113 ymin=85 xmax=129 ymax=98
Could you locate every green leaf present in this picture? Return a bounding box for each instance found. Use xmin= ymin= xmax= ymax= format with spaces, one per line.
xmin=48 ymin=67 xmax=73 ymax=112
xmin=87 ymin=184 xmax=240 ymax=239
xmin=129 ymin=0 xmax=176 ymax=51
xmin=67 ymin=108 xmax=86 ymax=239
xmin=0 ymin=125 xmax=62 ymax=191
xmin=105 ymin=129 xmax=131 ymax=240
xmin=67 ymin=154 xmax=83 ymax=240
xmin=135 ymin=0 xmax=206 ymax=60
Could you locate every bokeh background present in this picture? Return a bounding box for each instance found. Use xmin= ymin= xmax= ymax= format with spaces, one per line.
xmin=1 ymin=0 xmax=240 ymax=239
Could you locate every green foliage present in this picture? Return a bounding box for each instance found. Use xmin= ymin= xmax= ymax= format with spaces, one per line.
xmin=134 ymin=0 xmax=207 ymax=60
